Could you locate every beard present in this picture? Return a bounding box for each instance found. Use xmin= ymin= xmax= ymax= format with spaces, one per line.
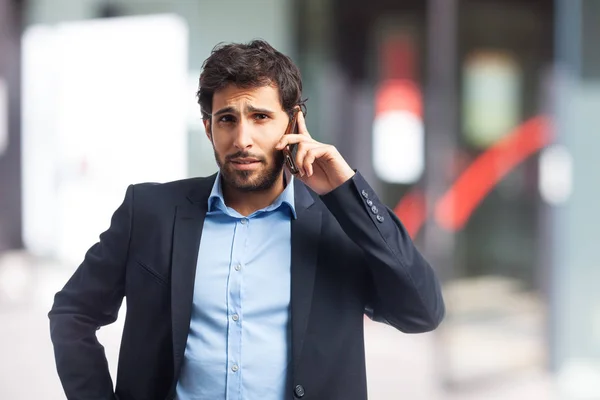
xmin=214 ymin=148 xmax=285 ymax=192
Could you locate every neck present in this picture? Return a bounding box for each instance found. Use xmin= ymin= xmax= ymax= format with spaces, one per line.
xmin=222 ymin=172 xmax=287 ymax=217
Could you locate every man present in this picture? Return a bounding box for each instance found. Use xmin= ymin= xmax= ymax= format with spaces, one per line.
xmin=49 ymin=40 xmax=445 ymax=400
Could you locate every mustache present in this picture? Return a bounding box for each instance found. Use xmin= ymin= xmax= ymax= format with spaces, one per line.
xmin=225 ymin=151 xmax=266 ymax=162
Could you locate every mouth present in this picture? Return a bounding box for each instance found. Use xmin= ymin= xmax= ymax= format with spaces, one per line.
xmin=229 ymin=158 xmax=262 ymax=170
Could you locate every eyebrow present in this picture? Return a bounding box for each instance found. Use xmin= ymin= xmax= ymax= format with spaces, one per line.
xmin=212 ymin=105 xmax=276 ymax=117
xmin=247 ymin=105 xmax=276 ymax=115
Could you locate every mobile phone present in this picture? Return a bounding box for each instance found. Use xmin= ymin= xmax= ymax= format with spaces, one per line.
xmin=282 ymin=109 xmax=301 ymax=175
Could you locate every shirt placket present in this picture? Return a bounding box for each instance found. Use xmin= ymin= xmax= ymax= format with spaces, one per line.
xmin=225 ymin=217 xmax=249 ymax=400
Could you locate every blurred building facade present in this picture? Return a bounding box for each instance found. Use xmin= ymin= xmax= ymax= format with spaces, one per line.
xmin=0 ymin=0 xmax=599 ymax=398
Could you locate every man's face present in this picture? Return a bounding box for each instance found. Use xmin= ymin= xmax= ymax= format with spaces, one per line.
xmin=205 ymin=83 xmax=288 ymax=192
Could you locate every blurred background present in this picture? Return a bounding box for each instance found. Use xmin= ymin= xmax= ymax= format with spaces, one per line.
xmin=0 ymin=0 xmax=598 ymax=398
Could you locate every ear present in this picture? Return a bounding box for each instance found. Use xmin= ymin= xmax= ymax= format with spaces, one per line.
xmin=203 ymin=119 xmax=212 ymax=141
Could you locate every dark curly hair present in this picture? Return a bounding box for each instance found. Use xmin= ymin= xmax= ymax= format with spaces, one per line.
xmin=197 ymin=39 xmax=305 ymax=121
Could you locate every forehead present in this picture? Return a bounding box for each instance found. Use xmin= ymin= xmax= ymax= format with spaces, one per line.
xmin=212 ymin=84 xmax=283 ymax=111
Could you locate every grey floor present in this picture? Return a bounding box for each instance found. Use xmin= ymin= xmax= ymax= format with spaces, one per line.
xmin=0 ymin=251 xmax=555 ymax=399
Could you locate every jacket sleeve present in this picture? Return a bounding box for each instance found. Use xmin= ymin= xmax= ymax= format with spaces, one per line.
xmin=320 ymin=172 xmax=445 ymax=333
xmin=48 ymin=185 xmax=133 ymax=399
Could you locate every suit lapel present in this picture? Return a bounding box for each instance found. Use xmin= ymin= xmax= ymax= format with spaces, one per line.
xmin=291 ymin=179 xmax=322 ymax=371
xmin=171 ymin=174 xmax=216 ymax=381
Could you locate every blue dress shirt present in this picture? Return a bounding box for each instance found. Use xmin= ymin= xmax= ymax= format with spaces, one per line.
xmin=175 ymin=172 xmax=296 ymax=400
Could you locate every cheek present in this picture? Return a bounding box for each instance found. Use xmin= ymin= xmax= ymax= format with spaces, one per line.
xmin=211 ymin=132 xmax=232 ymax=150
xmin=260 ymin=139 xmax=282 ymax=161
xmin=260 ymin=122 xmax=287 ymax=148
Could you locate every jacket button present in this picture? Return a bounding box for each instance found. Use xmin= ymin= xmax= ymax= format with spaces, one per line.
xmin=361 ymin=190 xmax=369 ymax=198
xmin=366 ymin=199 xmax=373 ymax=206
xmin=294 ymin=384 xmax=305 ymax=398
xmin=371 ymin=205 xmax=379 ymax=214
xmin=377 ymin=215 xmax=384 ymax=223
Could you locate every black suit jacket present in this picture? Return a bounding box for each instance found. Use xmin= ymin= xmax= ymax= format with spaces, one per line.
xmin=49 ymin=171 xmax=445 ymax=400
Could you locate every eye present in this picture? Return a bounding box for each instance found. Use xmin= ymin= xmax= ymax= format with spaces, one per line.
xmin=218 ymin=115 xmax=236 ymax=123
xmin=254 ymin=113 xmax=269 ymax=121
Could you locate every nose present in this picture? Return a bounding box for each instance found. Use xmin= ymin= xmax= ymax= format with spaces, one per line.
xmin=232 ymin=120 xmax=253 ymax=150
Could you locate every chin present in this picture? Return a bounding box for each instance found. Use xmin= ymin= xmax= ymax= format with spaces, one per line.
xmin=224 ymin=164 xmax=283 ymax=192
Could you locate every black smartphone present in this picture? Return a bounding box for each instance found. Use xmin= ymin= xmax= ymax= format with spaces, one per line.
xmin=282 ymin=109 xmax=301 ymax=175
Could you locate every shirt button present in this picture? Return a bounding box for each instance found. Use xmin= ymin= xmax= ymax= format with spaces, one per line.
xmin=294 ymin=384 xmax=305 ymax=398
xmin=240 ymin=218 xmax=248 ymax=225
xmin=235 ymin=264 xmax=242 ymax=271
xmin=232 ymin=314 xmax=239 ymax=321
xmin=231 ymin=364 xmax=239 ymax=372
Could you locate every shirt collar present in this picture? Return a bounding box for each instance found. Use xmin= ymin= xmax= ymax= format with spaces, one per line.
xmin=208 ymin=171 xmax=297 ymax=219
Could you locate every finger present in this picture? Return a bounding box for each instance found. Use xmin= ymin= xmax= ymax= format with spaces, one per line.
xmin=275 ymin=133 xmax=313 ymax=150
xmin=304 ymin=151 xmax=316 ymax=177
xmin=294 ymin=142 xmax=320 ymax=176
xmin=296 ymin=109 xmax=312 ymax=138
xmin=301 ymin=146 xmax=329 ymax=177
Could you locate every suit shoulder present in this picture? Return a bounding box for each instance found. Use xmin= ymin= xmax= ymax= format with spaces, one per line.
xmin=130 ymin=174 xmax=216 ymax=202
